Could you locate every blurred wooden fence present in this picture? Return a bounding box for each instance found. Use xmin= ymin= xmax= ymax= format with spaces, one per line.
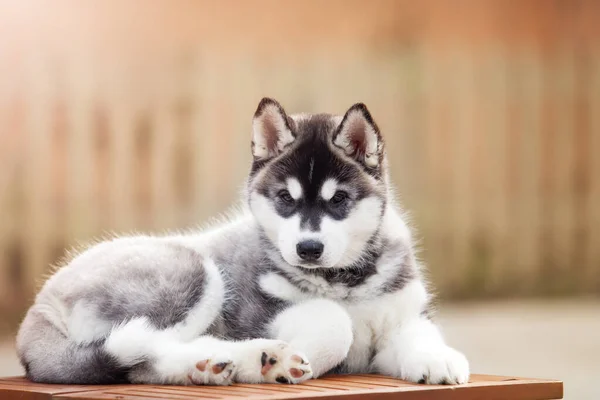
xmin=1 ymin=2 xmax=600 ymax=326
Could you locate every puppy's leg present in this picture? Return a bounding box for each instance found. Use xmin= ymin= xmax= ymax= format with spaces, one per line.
xmin=268 ymin=299 xmax=354 ymax=378
xmin=371 ymin=282 xmax=469 ymax=384
xmin=108 ymin=317 xmax=313 ymax=386
xmin=373 ymin=317 xmax=469 ymax=384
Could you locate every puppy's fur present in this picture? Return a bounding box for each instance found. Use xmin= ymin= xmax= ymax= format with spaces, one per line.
xmin=17 ymin=98 xmax=469 ymax=386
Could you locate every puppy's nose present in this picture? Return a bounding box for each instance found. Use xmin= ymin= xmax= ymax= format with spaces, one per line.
xmin=296 ymin=240 xmax=324 ymax=261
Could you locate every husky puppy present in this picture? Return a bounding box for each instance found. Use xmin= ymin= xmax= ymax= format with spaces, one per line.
xmin=17 ymin=98 xmax=469 ymax=386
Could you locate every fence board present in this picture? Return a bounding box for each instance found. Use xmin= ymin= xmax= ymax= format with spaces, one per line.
xmin=66 ymin=59 xmax=96 ymax=243
xmin=587 ymin=50 xmax=600 ymax=292
xmin=552 ymin=47 xmax=577 ymax=294
xmin=516 ymin=48 xmax=543 ymax=291
xmin=22 ymin=55 xmax=54 ymax=292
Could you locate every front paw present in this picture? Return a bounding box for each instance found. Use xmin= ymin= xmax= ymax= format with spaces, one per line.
xmin=234 ymin=339 xmax=313 ymax=384
xmin=399 ymin=346 xmax=469 ymax=385
xmin=259 ymin=341 xmax=313 ymax=384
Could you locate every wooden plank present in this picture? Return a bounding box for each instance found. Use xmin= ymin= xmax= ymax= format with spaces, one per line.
xmin=0 ymin=377 xmax=131 ymax=400
xmin=0 ymin=375 xmax=563 ymax=400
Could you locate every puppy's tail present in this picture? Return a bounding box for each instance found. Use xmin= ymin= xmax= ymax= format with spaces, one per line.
xmin=17 ymin=308 xmax=135 ymax=384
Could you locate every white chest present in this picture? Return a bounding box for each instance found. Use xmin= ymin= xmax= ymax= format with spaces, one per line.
xmin=338 ymin=281 xmax=431 ymax=372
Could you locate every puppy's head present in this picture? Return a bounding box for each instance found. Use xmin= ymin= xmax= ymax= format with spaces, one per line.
xmin=248 ymin=98 xmax=388 ymax=269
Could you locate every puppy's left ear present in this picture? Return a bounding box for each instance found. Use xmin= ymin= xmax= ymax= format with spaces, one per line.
xmin=333 ymin=103 xmax=384 ymax=169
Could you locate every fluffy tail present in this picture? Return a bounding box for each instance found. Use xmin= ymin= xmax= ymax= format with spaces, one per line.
xmin=18 ymin=309 xmax=133 ymax=384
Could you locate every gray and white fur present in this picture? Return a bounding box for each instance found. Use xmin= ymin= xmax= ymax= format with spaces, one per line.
xmin=17 ymin=98 xmax=469 ymax=386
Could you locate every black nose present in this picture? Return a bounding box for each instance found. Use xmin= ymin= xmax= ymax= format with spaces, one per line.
xmin=296 ymin=240 xmax=324 ymax=261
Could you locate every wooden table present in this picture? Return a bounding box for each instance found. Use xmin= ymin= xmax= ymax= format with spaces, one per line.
xmin=0 ymin=374 xmax=563 ymax=400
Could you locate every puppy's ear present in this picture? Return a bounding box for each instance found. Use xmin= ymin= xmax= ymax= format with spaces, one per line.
xmin=333 ymin=103 xmax=384 ymax=169
xmin=251 ymin=98 xmax=296 ymax=160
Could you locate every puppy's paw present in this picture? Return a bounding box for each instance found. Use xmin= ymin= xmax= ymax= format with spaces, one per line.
xmin=187 ymin=355 xmax=236 ymax=386
xmin=399 ymin=345 xmax=469 ymax=385
xmin=259 ymin=341 xmax=312 ymax=384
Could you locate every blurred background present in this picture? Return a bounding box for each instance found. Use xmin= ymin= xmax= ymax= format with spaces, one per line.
xmin=0 ymin=0 xmax=599 ymax=398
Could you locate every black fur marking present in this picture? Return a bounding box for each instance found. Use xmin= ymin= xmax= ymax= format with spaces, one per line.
xmin=261 ymin=352 xmax=268 ymax=367
xmin=276 ymin=376 xmax=290 ymax=384
xmin=269 ymin=357 xmax=277 ymax=365
xmin=304 ymin=261 xmax=378 ymax=287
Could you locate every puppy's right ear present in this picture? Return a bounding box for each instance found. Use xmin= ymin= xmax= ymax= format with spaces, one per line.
xmin=251 ymin=98 xmax=296 ymax=160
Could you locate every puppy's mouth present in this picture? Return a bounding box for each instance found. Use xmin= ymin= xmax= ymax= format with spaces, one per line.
xmin=295 ymin=261 xmax=322 ymax=269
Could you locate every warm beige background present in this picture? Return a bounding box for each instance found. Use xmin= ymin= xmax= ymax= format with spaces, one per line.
xmin=0 ymin=1 xmax=599 ymax=398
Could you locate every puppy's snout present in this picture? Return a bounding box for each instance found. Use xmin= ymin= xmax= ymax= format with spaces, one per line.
xmin=296 ymin=240 xmax=324 ymax=261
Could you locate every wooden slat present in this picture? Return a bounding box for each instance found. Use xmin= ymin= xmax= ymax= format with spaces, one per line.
xmin=0 ymin=377 xmax=131 ymax=400
xmin=480 ymin=46 xmax=509 ymax=295
xmin=514 ymin=48 xmax=543 ymax=293
xmin=106 ymin=75 xmax=136 ymax=232
xmin=420 ymin=46 xmax=454 ymax=291
xmin=0 ymin=374 xmax=563 ymax=400
xmin=65 ymin=58 xmax=96 ymax=242
xmin=586 ymin=49 xmax=600 ymax=292
xmin=449 ymin=49 xmax=476 ymax=293
xmin=22 ymin=53 xmax=54 ymax=294
xmin=552 ymin=47 xmax=576 ymax=294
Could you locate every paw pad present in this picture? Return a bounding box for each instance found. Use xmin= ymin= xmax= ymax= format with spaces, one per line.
xmin=189 ymin=358 xmax=236 ymax=386
xmin=212 ymin=361 xmax=232 ymax=375
xmin=259 ymin=343 xmax=313 ymax=384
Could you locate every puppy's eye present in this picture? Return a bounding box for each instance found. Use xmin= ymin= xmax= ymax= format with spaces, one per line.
xmin=277 ymin=190 xmax=295 ymax=204
xmin=330 ymin=191 xmax=348 ymax=205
